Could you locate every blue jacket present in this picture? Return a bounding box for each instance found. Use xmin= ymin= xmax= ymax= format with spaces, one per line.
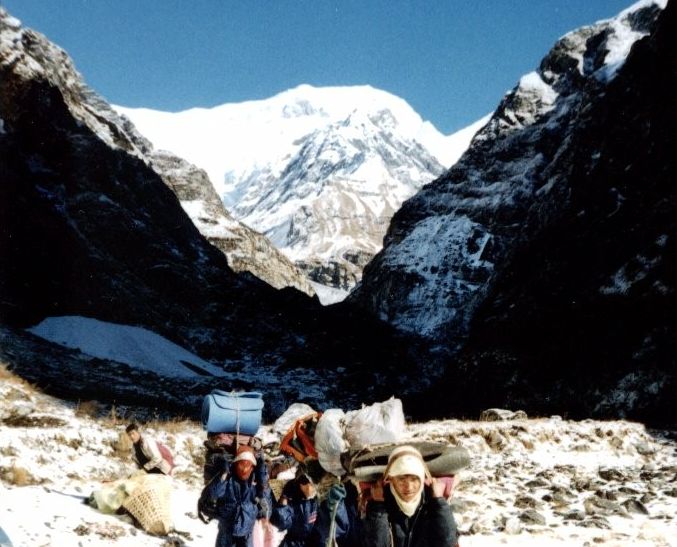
xmin=314 ymin=483 xmax=361 ymax=547
xmin=271 ymin=494 xmax=318 ymax=547
xmin=271 ymin=481 xmax=360 ymax=547
xmin=202 ymin=454 xmax=272 ymax=542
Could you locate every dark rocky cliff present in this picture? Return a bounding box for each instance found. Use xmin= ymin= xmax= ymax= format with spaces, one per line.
xmin=351 ymin=0 xmax=676 ymax=424
xmin=436 ymin=0 xmax=677 ymax=424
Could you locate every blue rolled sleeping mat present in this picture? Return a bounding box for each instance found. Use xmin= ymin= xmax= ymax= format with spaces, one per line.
xmin=201 ymin=390 xmax=264 ymax=435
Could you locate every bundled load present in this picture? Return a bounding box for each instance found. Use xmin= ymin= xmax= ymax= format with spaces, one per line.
xmin=89 ymin=473 xmax=174 ymax=535
xmin=122 ymin=474 xmax=174 ymax=535
xmin=346 ymin=440 xmax=470 ymax=503
xmin=202 ymin=390 xmax=264 ymax=435
xmin=200 ymin=390 xmax=264 ymax=483
xmin=275 ymin=397 xmax=471 ymax=491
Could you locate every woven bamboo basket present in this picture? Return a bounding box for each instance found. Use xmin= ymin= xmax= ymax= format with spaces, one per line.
xmin=269 ymin=478 xmax=285 ymax=500
xmin=122 ymin=476 xmax=173 ymax=535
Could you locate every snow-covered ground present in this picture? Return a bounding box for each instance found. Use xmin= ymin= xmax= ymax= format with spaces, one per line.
xmin=1 ymin=365 xmax=676 ymax=546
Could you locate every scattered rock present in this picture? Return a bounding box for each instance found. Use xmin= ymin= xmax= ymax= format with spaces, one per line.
xmin=584 ymin=495 xmax=621 ymax=516
xmin=469 ymin=520 xmax=489 ymax=534
xmin=548 ymin=492 xmax=573 ymax=507
xmin=594 ymin=488 xmax=618 ymax=500
xmin=635 ymin=441 xmax=656 ymax=456
xmin=618 ymin=486 xmax=641 ymax=495
xmin=449 ymin=498 xmax=474 ymax=513
xmin=563 ymin=510 xmax=586 ymax=521
xmin=519 ymin=509 xmax=546 ymax=525
xmin=483 ymin=430 xmax=507 ymax=451
xmin=578 ymin=516 xmax=611 ymax=529
xmin=622 ymin=498 xmax=650 ymax=515
xmin=640 ymin=492 xmax=655 ymax=504
xmin=525 ymin=478 xmax=549 ymax=489
xmin=504 ymin=516 xmax=522 ymax=534
xmin=479 ymin=409 xmax=528 ymax=421
xmin=598 ymin=467 xmax=625 ymax=481
xmin=514 ymin=495 xmax=541 ymax=509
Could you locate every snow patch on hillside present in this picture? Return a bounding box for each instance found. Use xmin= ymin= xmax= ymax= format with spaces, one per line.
xmin=27 ymin=316 xmax=223 ymax=378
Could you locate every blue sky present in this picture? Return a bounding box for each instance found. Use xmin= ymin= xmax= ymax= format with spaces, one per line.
xmin=4 ymin=0 xmax=634 ymax=134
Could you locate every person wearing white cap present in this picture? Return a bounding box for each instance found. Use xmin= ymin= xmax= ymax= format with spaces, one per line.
xmin=199 ymin=445 xmax=272 ymax=547
xmin=362 ymin=445 xmax=458 ymax=547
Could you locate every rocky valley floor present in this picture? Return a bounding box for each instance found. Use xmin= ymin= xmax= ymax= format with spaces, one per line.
xmin=1 ymin=366 xmax=676 ymax=546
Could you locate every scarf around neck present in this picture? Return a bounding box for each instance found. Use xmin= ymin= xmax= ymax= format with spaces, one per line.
xmin=390 ymin=486 xmax=422 ymax=517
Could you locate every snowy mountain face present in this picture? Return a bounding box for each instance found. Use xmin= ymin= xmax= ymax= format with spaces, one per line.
xmin=350 ymin=0 xmax=677 ymax=423
xmin=147 ymin=150 xmax=315 ymax=296
xmin=117 ymin=86 xmax=486 ymax=295
xmin=0 ymin=9 xmax=424 ymax=414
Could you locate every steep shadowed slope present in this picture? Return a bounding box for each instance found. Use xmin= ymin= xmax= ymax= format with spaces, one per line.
xmin=351 ymin=0 xmax=676 ymax=424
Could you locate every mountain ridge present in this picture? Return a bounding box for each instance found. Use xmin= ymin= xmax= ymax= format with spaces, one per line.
xmin=117 ymin=86 xmax=489 ymax=294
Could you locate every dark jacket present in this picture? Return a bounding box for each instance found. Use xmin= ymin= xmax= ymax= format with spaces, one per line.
xmin=201 ymin=454 xmax=272 ymax=547
xmin=314 ymin=482 xmax=361 ymax=547
xmin=132 ymin=436 xmax=172 ymax=475
xmin=272 ymin=497 xmax=319 ymax=547
xmin=362 ymin=485 xmax=458 ymax=547
xmin=271 ymin=481 xmax=318 ymax=547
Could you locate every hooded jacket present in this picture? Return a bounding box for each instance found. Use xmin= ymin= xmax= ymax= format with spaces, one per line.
xmin=202 ymin=452 xmax=272 ymax=546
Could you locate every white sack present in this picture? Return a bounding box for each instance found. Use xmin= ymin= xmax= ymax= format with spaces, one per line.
xmin=344 ymin=397 xmax=406 ymax=449
xmin=314 ymin=409 xmax=348 ymax=477
xmin=272 ymin=402 xmax=316 ymax=437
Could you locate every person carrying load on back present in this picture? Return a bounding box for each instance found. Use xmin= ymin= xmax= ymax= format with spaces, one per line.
xmin=362 ymin=445 xmax=459 ymax=547
xmin=314 ymin=480 xmax=362 ymax=547
xmin=199 ymin=445 xmax=272 ymax=547
xmin=125 ymin=423 xmax=174 ymax=476
xmin=270 ymin=472 xmax=322 ymax=546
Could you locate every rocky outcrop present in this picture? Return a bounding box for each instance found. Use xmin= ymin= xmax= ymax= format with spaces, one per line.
xmin=147 ymin=150 xmax=315 ymax=295
xmin=351 ymin=0 xmax=676 ymax=423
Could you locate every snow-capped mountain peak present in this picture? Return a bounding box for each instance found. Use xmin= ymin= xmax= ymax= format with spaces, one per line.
xmin=117 ymin=85 xmax=487 ymax=295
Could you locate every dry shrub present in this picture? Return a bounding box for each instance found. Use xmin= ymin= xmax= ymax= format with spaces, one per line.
xmin=4 ymin=414 xmax=67 ymax=428
xmin=0 ymin=445 xmax=19 ymax=457
xmin=2 ymin=462 xmax=40 ymax=486
xmin=11 ymin=465 xmax=30 ymax=486
xmin=75 ymin=400 xmax=100 ymax=419
xmin=145 ymin=417 xmax=195 ymax=435
xmin=3 ymin=386 xmax=30 ymax=403
xmin=171 ymin=468 xmax=197 ymax=483
xmin=109 ymin=405 xmax=119 ymax=425
xmin=112 ymin=430 xmax=133 ymax=458
xmin=0 ymin=363 xmax=10 ymax=379
xmin=0 ymin=363 xmax=39 ymax=393
xmin=184 ymin=437 xmax=205 ymax=468
xmin=66 ymin=437 xmax=83 ymax=450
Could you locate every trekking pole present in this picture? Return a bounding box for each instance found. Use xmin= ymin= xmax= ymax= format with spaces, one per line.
xmin=325 ymin=483 xmax=345 ymax=547
xmin=325 ymin=501 xmax=339 ymax=547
